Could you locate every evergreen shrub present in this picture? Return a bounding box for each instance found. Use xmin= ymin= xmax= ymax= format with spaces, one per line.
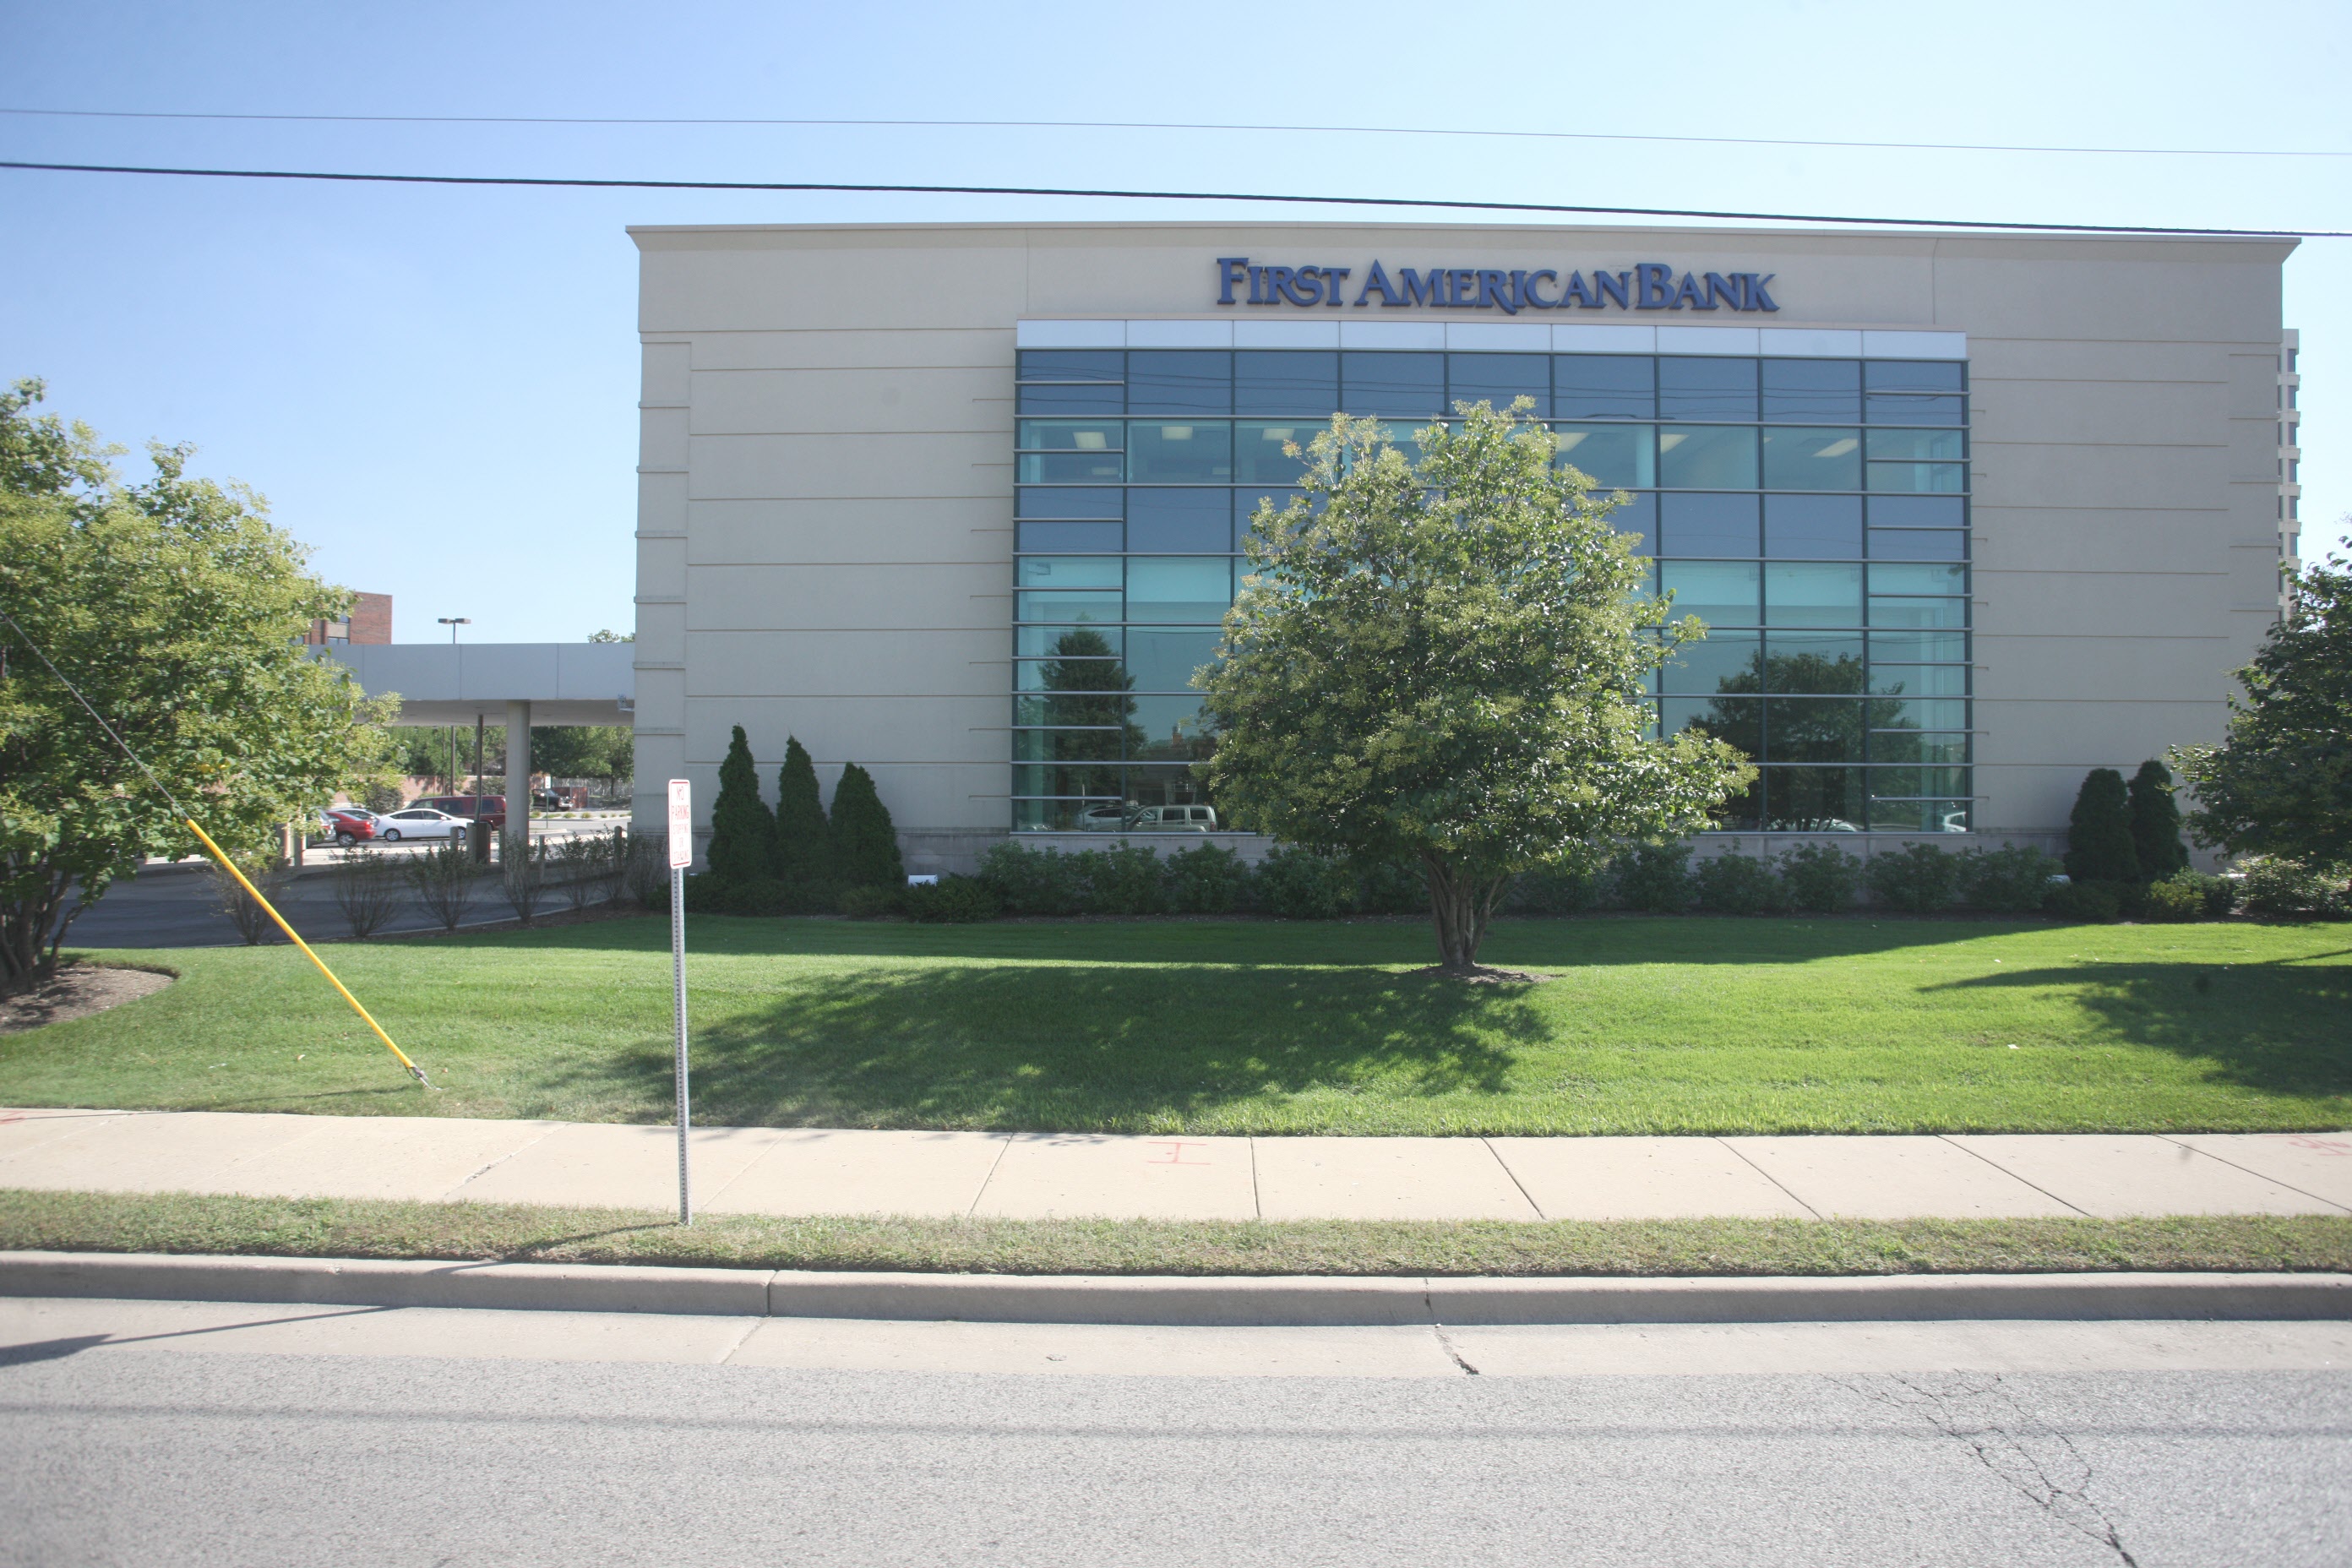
xmin=683 ymin=874 xmax=786 ymax=916
xmin=1776 ymin=843 xmax=1861 ymax=913
xmin=2044 ymin=879 xmax=2123 ymax=923
xmin=1957 ymin=845 xmax=2063 ymax=914
xmin=1255 ymin=845 xmax=1358 ymax=919
xmin=1082 ymin=844 xmax=1169 ymax=915
xmin=836 ymin=884 xmax=899 ymax=919
xmin=1691 ymin=846 xmax=1781 ymax=915
xmin=1353 ymin=858 xmax=1427 ymax=916
xmin=1506 ymin=860 xmax=1609 ymax=915
xmin=705 ymin=725 xmax=776 ymax=889
xmin=771 ymin=736 xmax=833 ymax=890
xmin=2141 ymin=872 xmax=2223 ymax=923
xmin=2065 ymin=768 xmax=2140 ymax=883
xmin=1164 ymin=844 xmax=1250 ymax=914
xmin=1865 ymin=843 xmax=1963 ymax=913
xmin=2126 ymin=759 xmax=2191 ymax=880
xmin=901 ymin=875 xmax=1000 ymax=923
xmin=829 ymin=763 xmax=904 ymax=889
xmin=977 ymin=842 xmax=1086 ymax=916
xmin=1613 ymin=842 xmax=1693 ymax=914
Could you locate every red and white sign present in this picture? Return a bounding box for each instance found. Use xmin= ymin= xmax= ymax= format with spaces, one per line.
xmin=667 ymin=779 xmax=693 ymax=868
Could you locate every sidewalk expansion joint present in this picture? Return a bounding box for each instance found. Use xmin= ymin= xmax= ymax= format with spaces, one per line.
xmin=2151 ymin=1133 xmax=2352 ymax=1217
xmin=1482 ymin=1137 xmax=1547 ymax=1221
xmin=1716 ymin=1135 xmax=1823 ymax=1218
xmin=968 ymin=1133 xmax=1015 ymax=1217
xmin=1936 ymin=1134 xmax=2093 ymax=1217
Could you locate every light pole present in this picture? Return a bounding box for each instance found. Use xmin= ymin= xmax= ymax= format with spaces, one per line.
xmin=438 ymin=618 xmax=470 ymax=790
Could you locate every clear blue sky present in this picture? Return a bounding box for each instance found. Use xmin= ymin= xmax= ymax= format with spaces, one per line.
xmin=3 ymin=1 xmax=2344 ymax=642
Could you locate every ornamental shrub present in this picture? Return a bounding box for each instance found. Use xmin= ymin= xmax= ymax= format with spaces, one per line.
xmin=901 ymin=875 xmax=1000 ymax=923
xmin=705 ymin=725 xmax=776 ymax=888
xmin=1774 ymin=842 xmax=1862 ymax=914
xmin=1957 ymin=845 xmax=2063 ymax=914
xmin=977 ymin=841 xmax=1086 ymax=916
xmin=772 ymin=736 xmax=834 ymax=890
xmin=1691 ymin=845 xmax=1781 ymax=915
xmin=828 ymin=762 xmax=903 ymax=889
xmin=2236 ymin=856 xmax=2352 ymax=918
xmin=836 ymin=884 xmax=899 ymax=919
xmin=2141 ymin=872 xmax=2220 ymax=923
xmin=1353 ymin=858 xmax=1428 ymax=916
xmin=1082 ymin=843 xmax=1169 ymax=915
xmin=1506 ymin=860 xmax=1609 ymax=915
xmin=2127 ymin=759 xmax=2190 ymax=881
xmin=683 ymin=873 xmax=786 ymax=916
xmin=1164 ymin=843 xmax=1250 ymax=914
xmin=2044 ymin=879 xmax=2123 ymax=923
xmin=1255 ymin=844 xmax=1358 ymax=919
xmin=1865 ymin=842 xmax=1963 ymax=913
xmin=2065 ymin=768 xmax=2140 ymax=884
xmin=1613 ymin=842 xmax=1694 ymax=914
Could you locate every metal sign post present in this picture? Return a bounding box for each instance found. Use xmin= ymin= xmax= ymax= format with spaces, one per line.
xmin=667 ymin=778 xmax=694 ymax=1224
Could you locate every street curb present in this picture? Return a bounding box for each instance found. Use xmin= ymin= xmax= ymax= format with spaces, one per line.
xmin=3 ymin=1252 xmax=2347 ymax=1325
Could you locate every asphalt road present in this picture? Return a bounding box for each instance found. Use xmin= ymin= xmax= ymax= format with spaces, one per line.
xmin=67 ymin=823 xmax=627 ymax=949
xmin=4 ymin=1302 xmax=2347 ymax=1566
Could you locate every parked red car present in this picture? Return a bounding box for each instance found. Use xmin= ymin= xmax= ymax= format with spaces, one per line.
xmin=318 ymin=808 xmax=379 ymax=847
xmin=411 ymin=795 xmax=508 ymax=832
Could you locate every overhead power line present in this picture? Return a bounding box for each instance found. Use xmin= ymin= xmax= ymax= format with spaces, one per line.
xmin=0 ymin=159 xmax=2339 ymax=238
xmin=2 ymin=105 xmax=2344 ymax=161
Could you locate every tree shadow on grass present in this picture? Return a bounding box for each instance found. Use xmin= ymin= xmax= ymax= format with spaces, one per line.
xmin=1925 ymin=956 xmax=2352 ymax=1100
xmin=522 ymin=961 xmax=1554 ymax=1130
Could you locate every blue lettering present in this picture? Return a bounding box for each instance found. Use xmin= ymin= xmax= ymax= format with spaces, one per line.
xmin=1594 ymin=270 xmax=1631 ymax=309
xmin=1703 ymin=273 xmax=1743 ymax=311
xmin=1322 ymin=265 xmax=1350 ymax=306
xmin=1635 ymin=263 xmax=1675 ymax=309
xmin=1217 ymin=256 xmax=1249 ymax=306
xmin=1450 ymin=269 xmax=1478 ymax=308
xmin=1746 ymin=272 xmax=1779 ymax=312
xmin=1477 ymin=270 xmax=1514 ymax=313
xmin=1560 ymin=270 xmax=1598 ymax=308
xmin=1399 ymin=268 xmax=1446 ymax=308
xmin=1522 ymin=269 xmax=1560 ymax=308
xmin=1356 ymin=259 xmax=1404 ymax=306
xmin=1248 ymin=266 xmax=1265 ymax=306
xmin=1670 ymin=270 xmax=1708 ymax=310
xmin=1283 ymin=267 xmax=1323 ymax=306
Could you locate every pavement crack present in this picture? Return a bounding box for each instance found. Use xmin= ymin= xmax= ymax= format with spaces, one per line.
xmin=1832 ymin=1372 xmax=2137 ymax=1567
xmin=1426 ymin=1289 xmax=1480 ymax=1376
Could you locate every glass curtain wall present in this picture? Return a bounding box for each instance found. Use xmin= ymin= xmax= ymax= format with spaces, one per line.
xmin=1013 ymin=347 xmax=1970 ymax=833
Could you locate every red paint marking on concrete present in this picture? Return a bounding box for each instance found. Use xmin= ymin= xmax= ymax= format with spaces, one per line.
xmin=1145 ymin=1141 xmax=1211 ymax=1166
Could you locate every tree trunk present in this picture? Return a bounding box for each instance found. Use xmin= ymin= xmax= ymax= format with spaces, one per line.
xmin=1421 ymin=853 xmax=1510 ymax=973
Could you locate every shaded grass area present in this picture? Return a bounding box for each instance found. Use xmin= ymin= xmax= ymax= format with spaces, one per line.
xmin=3 ymin=914 xmax=2347 ymax=1135
xmin=3 ymin=1188 xmax=2346 ymax=1278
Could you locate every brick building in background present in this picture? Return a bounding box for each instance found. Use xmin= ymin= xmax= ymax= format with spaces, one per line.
xmin=306 ymin=592 xmax=391 ymax=646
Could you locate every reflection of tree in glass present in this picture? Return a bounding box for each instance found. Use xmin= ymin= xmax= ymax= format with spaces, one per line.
xmin=1673 ymin=651 xmax=1927 ymax=828
xmin=1038 ymin=628 xmax=1143 ymax=792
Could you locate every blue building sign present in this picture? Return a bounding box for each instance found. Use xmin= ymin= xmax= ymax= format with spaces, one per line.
xmin=1216 ymin=258 xmax=1778 ymax=314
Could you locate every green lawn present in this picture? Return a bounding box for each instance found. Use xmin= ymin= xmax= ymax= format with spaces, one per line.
xmin=4 ymin=914 xmax=2347 ymax=1135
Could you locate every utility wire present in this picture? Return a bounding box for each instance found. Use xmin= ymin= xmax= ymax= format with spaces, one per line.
xmin=2 ymin=105 xmax=2344 ymax=160
xmin=0 ymin=160 xmax=2338 ymax=237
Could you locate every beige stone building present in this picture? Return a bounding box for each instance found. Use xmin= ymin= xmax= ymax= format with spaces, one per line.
xmin=629 ymin=221 xmax=2300 ymax=871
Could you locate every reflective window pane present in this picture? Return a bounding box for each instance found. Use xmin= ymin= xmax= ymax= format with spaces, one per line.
xmin=1124 ymin=765 xmax=1221 ymax=814
xmin=1017 ymin=623 xmax=1120 ymax=657
xmin=1659 ymin=493 xmax=1758 ymax=557
xmin=1125 ymin=558 xmax=1233 ymax=623
xmin=1017 ymin=487 xmax=1119 ymax=519
xmin=1761 ymin=427 xmax=1861 ymax=491
xmin=1664 ymin=695 xmax=1760 ymax=756
xmin=1555 ymin=424 xmax=1656 ymax=489
xmin=1866 ymin=393 xmax=1965 ymax=426
xmin=1865 ymin=361 xmax=1965 ymax=395
xmin=1658 ymin=630 xmax=1761 ymax=694
xmin=1015 ymin=658 xmax=1124 ymax=693
xmin=1017 ymin=520 xmax=1121 ymax=553
xmin=1868 ymin=529 xmax=1966 ymax=560
xmin=1870 ymin=562 xmax=1968 ymax=597
xmin=1867 ymin=463 xmax=1967 ymax=494
xmin=1872 ymin=698 xmax=1968 ymax=732
xmin=1608 ymin=492 xmax=1657 ymax=556
xmin=1126 ymin=351 xmax=1231 ymax=414
xmin=1018 ymin=350 xmax=1123 ymax=384
xmin=1554 ymin=354 xmax=1654 ymax=420
xmin=1015 ymin=588 xmax=1119 ymax=623
xmin=1761 ymin=359 xmax=1861 ymax=422
xmin=1233 ymin=421 xmax=1312 ymax=486
xmin=1658 ymin=357 xmax=1758 ymax=421
xmin=1127 ymin=488 xmax=1231 ymax=553
xmin=1766 ymin=562 xmax=1864 ymax=626
xmin=1868 ymin=663 xmax=1969 ymax=698
xmin=1870 ymin=731 xmax=1969 ymax=766
xmin=1015 ymin=800 xmax=1124 ymax=830
xmin=1017 ymin=418 xmax=1123 ymax=451
xmin=1869 ymin=495 xmax=1964 ymax=528
xmin=1869 ymin=595 xmax=1968 ymax=629
xmin=1447 ymin=352 xmax=1549 ymax=416
xmin=1868 ymin=630 xmax=1968 ymax=664
xmin=1764 ymin=766 xmax=1866 ymax=831
xmin=1709 ymin=772 xmax=1766 ymax=830
xmin=1019 ymin=383 xmax=1123 ymax=415
xmin=1341 ymin=351 xmax=1445 ymax=416
xmin=1659 ymin=426 xmax=1759 ymax=489
xmin=1130 ymin=694 xmax=1214 ymax=761
xmin=1125 ymin=629 xmax=1223 ymax=692
xmin=1765 ymin=494 xmax=1863 ymax=558
xmin=1661 ymin=560 xmax=1761 ymax=626
xmin=1765 ymin=698 xmax=1867 ymax=763
xmin=1762 ymin=632 xmax=1866 ymax=691
xmin=1234 ymin=351 xmax=1338 ymax=415
xmin=1016 ymin=556 xmax=1120 ymax=589
xmin=1867 ymin=429 xmax=1966 ymax=463
xmin=1127 ymin=421 xmax=1233 ymax=482
xmin=1018 ymin=451 xmax=1124 ymax=484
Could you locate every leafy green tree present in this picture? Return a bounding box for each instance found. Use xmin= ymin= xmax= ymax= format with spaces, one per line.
xmin=1198 ymin=400 xmax=1751 ymax=974
xmin=2064 ymin=767 xmax=2140 ymax=883
xmin=0 ymin=378 xmax=396 ymax=988
xmin=2172 ymin=554 xmax=2352 ymax=867
xmin=772 ymin=735 xmax=833 ymax=887
xmin=586 ymin=629 xmax=634 ymax=643
xmin=532 ymin=725 xmax=633 ymax=790
xmin=2126 ymin=758 xmax=2190 ymax=880
xmin=829 ymin=761 xmax=903 ymax=889
xmin=703 ymin=725 xmax=775 ymax=886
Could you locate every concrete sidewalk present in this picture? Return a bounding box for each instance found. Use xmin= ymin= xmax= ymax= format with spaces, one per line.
xmin=3 ymin=1108 xmax=2349 ymax=1222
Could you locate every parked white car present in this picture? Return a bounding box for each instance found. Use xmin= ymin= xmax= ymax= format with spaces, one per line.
xmin=374 ymin=807 xmax=471 ymax=842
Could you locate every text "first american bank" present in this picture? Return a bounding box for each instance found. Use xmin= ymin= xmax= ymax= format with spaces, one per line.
xmin=1217 ymin=258 xmax=1779 ymax=314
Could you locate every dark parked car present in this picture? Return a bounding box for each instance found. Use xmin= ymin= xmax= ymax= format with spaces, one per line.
xmin=410 ymin=795 xmax=507 ymax=832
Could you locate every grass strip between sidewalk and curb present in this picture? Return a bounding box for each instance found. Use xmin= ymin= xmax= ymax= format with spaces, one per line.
xmin=3 ymin=1188 xmax=2347 ymax=1278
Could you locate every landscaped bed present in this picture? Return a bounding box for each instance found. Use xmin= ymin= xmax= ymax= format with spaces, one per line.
xmin=4 ymin=1188 xmax=2346 ymax=1278
xmin=5 ymin=915 xmax=2347 ymax=1135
